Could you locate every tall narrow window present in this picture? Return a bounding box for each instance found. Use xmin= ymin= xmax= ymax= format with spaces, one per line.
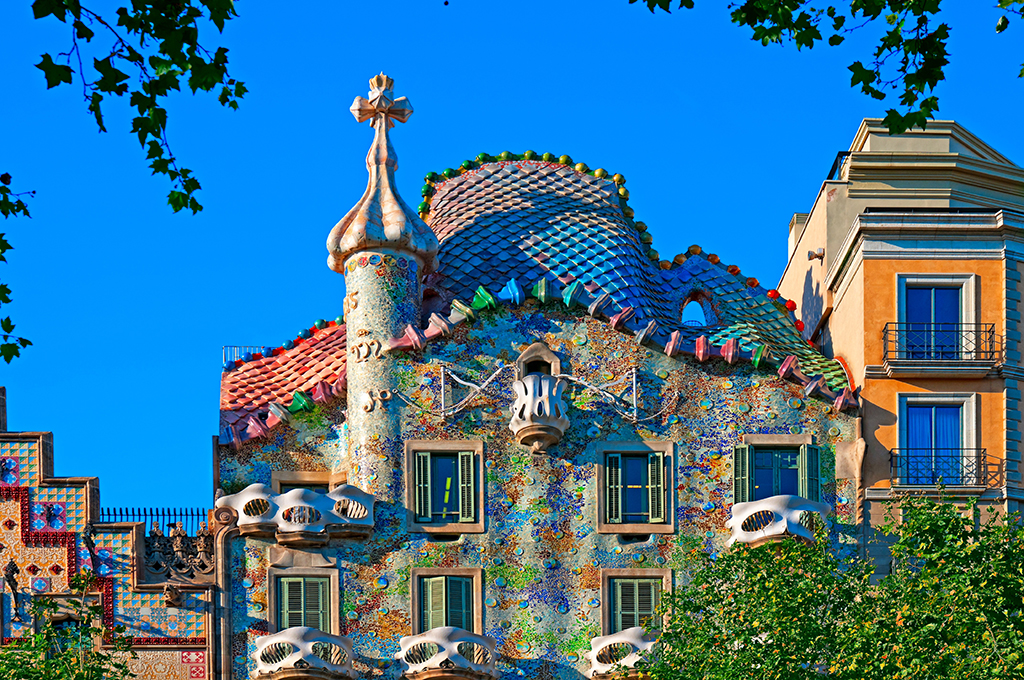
xmin=414 ymin=450 xmax=476 ymax=524
xmin=610 ymin=578 xmax=661 ymax=633
xmin=734 ymin=445 xmax=821 ymax=503
xmin=906 ymin=404 xmax=963 ymax=484
xmin=420 ymin=576 xmax=474 ymax=631
xmin=906 ymin=286 xmax=960 ymax=359
xmin=277 ymin=577 xmax=330 ymax=632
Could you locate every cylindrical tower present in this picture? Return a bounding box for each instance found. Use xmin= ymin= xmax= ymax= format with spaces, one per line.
xmin=326 ymin=74 xmax=439 ymax=503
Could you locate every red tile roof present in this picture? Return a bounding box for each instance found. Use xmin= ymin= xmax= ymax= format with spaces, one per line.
xmin=220 ymin=323 xmax=347 ymax=443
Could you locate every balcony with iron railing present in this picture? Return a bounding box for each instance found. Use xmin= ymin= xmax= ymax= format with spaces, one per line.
xmin=889 ymin=448 xmax=992 ymax=488
xmin=881 ymin=323 xmax=999 ymax=378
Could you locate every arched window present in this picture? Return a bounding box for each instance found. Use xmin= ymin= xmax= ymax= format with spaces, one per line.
xmin=515 ymin=343 xmax=561 ymax=379
xmin=681 ymin=300 xmax=707 ymax=327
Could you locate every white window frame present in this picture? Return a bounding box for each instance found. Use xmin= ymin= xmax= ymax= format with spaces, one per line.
xmin=896 ymin=273 xmax=976 ymax=325
xmin=897 ymin=392 xmax=979 ymax=487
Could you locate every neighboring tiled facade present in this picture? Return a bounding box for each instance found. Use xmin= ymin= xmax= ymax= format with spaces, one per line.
xmin=778 ymin=119 xmax=1024 ymax=574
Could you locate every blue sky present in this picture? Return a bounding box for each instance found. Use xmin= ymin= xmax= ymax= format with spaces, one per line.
xmin=1 ymin=1 xmax=1021 ymax=508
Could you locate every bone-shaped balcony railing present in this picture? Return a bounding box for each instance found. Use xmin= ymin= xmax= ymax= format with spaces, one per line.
xmin=215 ymin=483 xmax=374 ymax=545
xmin=725 ymin=494 xmax=830 ymax=547
xmin=253 ymin=627 xmax=356 ymax=678
xmin=394 ymin=626 xmax=498 ymax=678
xmin=585 ymin=627 xmax=658 ymax=678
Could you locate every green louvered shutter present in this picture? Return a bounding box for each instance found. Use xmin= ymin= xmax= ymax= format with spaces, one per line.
xmin=279 ymin=577 xmax=306 ymax=630
xmin=734 ymin=445 xmax=753 ymax=503
xmin=648 ymin=450 xmax=666 ymax=524
xmin=304 ymin=578 xmax=328 ymax=632
xmin=616 ymin=579 xmax=637 ymax=632
xmin=448 ymin=577 xmax=473 ymax=630
xmin=422 ymin=576 xmax=447 ymax=631
xmin=458 ymin=451 xmax=475 ymax=523
xmin=416 ymin=450 xmax=432 ymax=521
xmin=606 ymin=453 xmax=622 ymax=523
xmin=636 ymin=579 xmax=661 ymax=629
xmin=799 ymin=444 xmax=822 ymax=502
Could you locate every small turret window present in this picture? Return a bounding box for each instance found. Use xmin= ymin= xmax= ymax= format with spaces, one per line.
xmin=524 ymin=359 xmax=551 ymax=376
xmin=515 ymin=342 xmax=561 ymax=379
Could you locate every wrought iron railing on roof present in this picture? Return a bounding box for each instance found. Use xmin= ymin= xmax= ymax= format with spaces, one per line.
xmin=826 ymin=151 xmax=852 ymax=181
xmin=882 ymin=323 xmax=999 ymax=363
xmin=222 ymin=345 xmax=266 ymax=364
xmin=889 ymin=448 xmax=988 ymax=487
xmin=99 ymin=507 xmax=210 ymax=535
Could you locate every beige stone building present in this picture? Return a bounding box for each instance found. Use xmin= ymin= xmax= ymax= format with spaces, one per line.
xmin=779 ymin=119 xmax=1024 ymax=572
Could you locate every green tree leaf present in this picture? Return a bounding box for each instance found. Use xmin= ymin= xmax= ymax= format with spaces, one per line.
xmin=34 ymin=53 xmax=73 ymax=89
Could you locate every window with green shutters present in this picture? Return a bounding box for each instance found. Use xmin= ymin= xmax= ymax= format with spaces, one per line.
xmin=277 ymin=576 xmax=330 ymax=632
xmin=733 ymin=444 xmax=822 ymax=502
xmin=605 ymin=451 xmax=667 ymax=524
xmin=611 ymin=578 xmax=661 ymax=633
xmin=414 ymin=450 xmax=476 ymax=524
xmin=420 ymin=576 xmax=474 ymax=631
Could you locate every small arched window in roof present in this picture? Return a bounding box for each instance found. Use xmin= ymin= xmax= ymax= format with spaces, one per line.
xmin=682 ymin=300 xmax=708 ymax=327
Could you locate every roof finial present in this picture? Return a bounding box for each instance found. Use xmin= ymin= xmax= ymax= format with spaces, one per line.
xmin=327 ymin=75 xmax=438 ymax=274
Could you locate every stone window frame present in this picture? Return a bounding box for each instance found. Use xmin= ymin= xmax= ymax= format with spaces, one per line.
xmin=600 ymin=568 xmax=672 ymax=636
xmin=404 ymin=440 xmax=485 ymax=535
xmin=267 ymin=565 xmax=341 ymax=635
xmin=896 ymin=392 xmax=980 ymax=488
xmin=410 ymin=567 xmax=484 ymax=634
xmin=595 ymin=441 xmax=675 ymax=535
xmin=515 ymin=342 xmax=562 ymax=379
xmin=896 ymin=273 xmax=977 ymax=326
xmin=270 ymin=470 xmax=347 ymax=494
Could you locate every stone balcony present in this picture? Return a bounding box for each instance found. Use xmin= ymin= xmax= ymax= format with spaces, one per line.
xmin=725 ymin=494 xmax=830 ymax=547
xmin=394 ymin=626 xmax=498 ymax=680
xmin=508 ymin=373 xmax=570 ymax=454
xmin=253 ymin=627 xmax=357 ymax=679
xmin=215 ymin=483 xmax=375 ymax=546
xmin=585 ymin=627 xmax=657 ymax=679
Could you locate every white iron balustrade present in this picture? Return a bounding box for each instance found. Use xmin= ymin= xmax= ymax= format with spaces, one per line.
xmin=726 ymin=494 xmax=830 ymax=547
xmin=394 ymin=626 xmax=498 ymax=679
xmin=508 ymin=373 xmax=570 ymax=454
xmin=253 ymin=627 xmax=357 ymax=679
xmin=215 ymin=483 xmax=374 ymax=546
xmin=585 ymin=627 xmax=658 ymax=679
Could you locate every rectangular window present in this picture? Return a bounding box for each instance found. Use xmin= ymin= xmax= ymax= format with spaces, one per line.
xmin=414 ymin=450 xmax=476 ymax=524
xmin=906 ymin=286 xmax=960 ymax=359
xmin=279 ymin=483 xmax=331 ymax=494
xmin=277 ymin=577 xmax=330 ymax=632
xmin=420 ymin=576 xmax=473 ymax=631
xmin=906 ymin=403 xmax=964 ymax=484
xmin=610 ymin=578 xmax=661 ymax=633
xmin=734 ymin=444 xmax=820 ymax=503
xmin=606 ymin=451 xmax=666 ymax=525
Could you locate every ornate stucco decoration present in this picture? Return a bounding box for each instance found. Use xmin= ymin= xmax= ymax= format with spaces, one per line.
xmin=254 ymin=626 xmax=357 ymax=679
xmin=726 ymin=495 xmax=831 ymax=547
xmin=215 ymin=483 xmax=374 ymax=546
xmin=585 ymin=627 xmax=658 ymax=679
xmin=145 ymin=520 xmax=215 ymax=583
xmin=326 ymin=74 xmax=439 ymax=274
xmin=394 ymin=626 xmax=498 ymax=679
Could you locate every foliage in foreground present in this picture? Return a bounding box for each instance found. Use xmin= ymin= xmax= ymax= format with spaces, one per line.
xmin=0 ymin=571 xmax=135 ymax=680
xmin=640 ymin=494 xmax=1024 ymax=680
xmin=632 ymin=0 xmax=1024 ymax=134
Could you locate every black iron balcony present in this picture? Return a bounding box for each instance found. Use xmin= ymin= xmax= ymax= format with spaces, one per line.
xmin=881 ymin=323 xmax=999 ymax=377
xmin=889 ymin=448 xmax=988 ymax=487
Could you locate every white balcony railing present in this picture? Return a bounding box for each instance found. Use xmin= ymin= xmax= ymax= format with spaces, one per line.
xmin=253 ymin=627 xmax=357 ymax=678
xmin=215 ymin=483 xmax=374 ymax=546
xmin=585 ymin=627 xmax=657 ymax=678
xmin=726 ymin=494 xmax=830 ymax=547
xmin=394 ymin=626 xmax=498 ymax=679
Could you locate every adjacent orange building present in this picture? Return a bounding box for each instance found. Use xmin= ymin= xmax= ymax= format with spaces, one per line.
xmin=779 ymin=119 xmax=1024 ymax=572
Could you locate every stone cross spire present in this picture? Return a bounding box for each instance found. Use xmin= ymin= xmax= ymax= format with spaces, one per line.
xmin=326 ymin=74 xmax=439 ymax=274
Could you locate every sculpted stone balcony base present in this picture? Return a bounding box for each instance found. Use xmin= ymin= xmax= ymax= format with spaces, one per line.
xmin=725 ymin=494 xmax=830 ymax=547
xmin=509 ymin=373 xmax=570 ymax=455
xmin=254 ymin=627 xmax=356 ymax=679
xmin=395 ymin=626 xmax=498 ymax=680
xmin=216 ymin=484 xmax=375 ymax=544
xmin=585 ymin=627 xmax=657 ymax=679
